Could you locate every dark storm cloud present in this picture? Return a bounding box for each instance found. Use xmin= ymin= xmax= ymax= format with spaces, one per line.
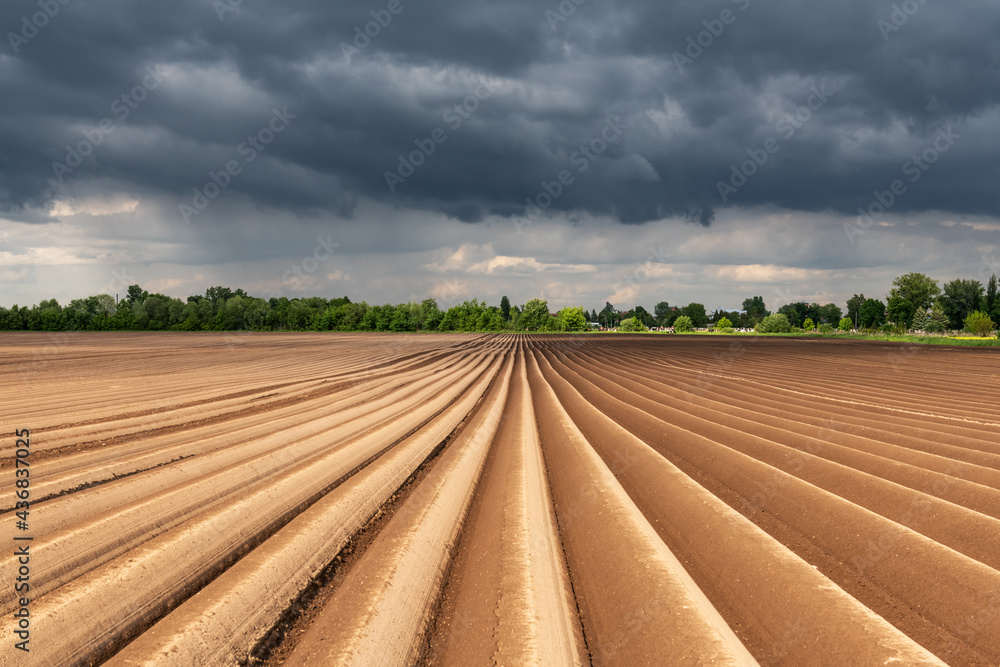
xmin=1 ymin=0 xmax=998 ymax=226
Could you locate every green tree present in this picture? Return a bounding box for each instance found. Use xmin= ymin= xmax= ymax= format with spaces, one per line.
xmin=715 ymin=316 xmax=733 ymax=330
xmin=387 ymin=304 xmax=411 ymax=332
xmin=654 ymin=301 xmax=673 ymax=326
xmin=742 ymin=296 xmax=768 ymax=324
xmin=986 ymin=275 xmax=998 ymax=315
xmin=964 ymin=311 xmax=996 ymax=337
xmin=818 ymin=303 xmax=842 ymax=324
xmin=888 ymin=273 xmax=941 ymax=314
xmin=755 ymin=313 xmax=792 ymax=333
xmin=777 ymin=303 xmax=808 ymax=327
xmin=341 ymin=302 xmax=368 ymax=330
xmin=838 ymin=317 xmax=853 ymax=331
xmin=222 ymin=295 xmax=251 ymax=330
xmin=126 ymin=284 xmax=147 ymax=304
xmin=205 ymin=285 xmax=247 ymax=305
xmin=632 ymin=305 xmax=655 ymax=327
xmin=521 ymin=299 xmax=551 ymax=331
xmin=680 ymin=303 xmax=708 ymax=328
xmin=711 ymin=309 xmax=739 ymax=326
xmin=196 ymin=299 xmax=215 ymax=328
xmin=166 ymin=297 xmax=186 ymax=326
xmin=618 ymin=316 xmax=647 ymax=332
xmin=911 ymin=309 xmax=929 ymax=331
xmin=509 ymin=305 xmax=521 ymax=327
xmin=557 ymin=306 xmax=588 ymax=332
xmin=939 ymin=279 xmax=984 ymax=329
xmin=448 ymin=299 xmax=488 ymax=332
xmin=672 ymin=315 xmax=694 ymax=332
xmin=33 ymin=299 xmax=66 ymax=330
xmin=500 ymin=295 xmax=511 ymax=322
xmin=94 ymin=294 xmax=116 ymax=315
xmin=143 ymin=296 xmax=171 ymax=330
xmin=858 ymin=298 xmax=886 ymax=329
xmin=847 ymin=294 xmax=865 ymax=328
xmin=599 ymin=301 xmax=617 ymax=328
xmin=421 ymin=298 xmax=442 ymax=330
xmin=477 ymin=306 xmax=505 ymax=331
xmin=802 ymin=317 xmax=815 ymax=331
xmin=130 ymin=300 xmax=149 ymax=329
xmin=926 ymin=302 xmax=949 ymax=333
xmin=886 ymin=295 xmax=916 ymax=329
xmin=175 ymin=301 xmax=202 ymax=331
xmin=437 ymin=307 xmax=456 ymax=331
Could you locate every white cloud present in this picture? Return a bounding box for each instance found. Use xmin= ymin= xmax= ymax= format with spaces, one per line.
xmin=50 ymin=196 xmax=140 ymax=217
xmin=466 ymin=255 xmax=596 ymax=274
xmin=4 ymin=192 xmax=1000 ymax=314
xmin=715 ymin=264 xmax=825 ymax=284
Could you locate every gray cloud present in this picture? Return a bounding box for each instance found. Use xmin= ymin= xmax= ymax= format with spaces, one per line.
xmin=1 ymin=0 xmax=997 ymax=228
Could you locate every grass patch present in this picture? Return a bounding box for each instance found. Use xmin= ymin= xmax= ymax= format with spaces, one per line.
xmin=655 ymin=331 xmax=1000 ymax=347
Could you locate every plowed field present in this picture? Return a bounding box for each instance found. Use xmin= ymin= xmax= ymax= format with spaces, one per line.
xmin=2 ymin=332 xmax=999 ymax=666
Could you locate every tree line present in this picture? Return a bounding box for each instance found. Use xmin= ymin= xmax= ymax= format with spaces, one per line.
xmin=840 ymin=273 xmax=999 ymax=335
xmin=2 ymin=271 xmax=995 ymax=335
xmin=0 ymin=286 xmax=590 ymax=333
xmin=608 ymin=272 xmax=999 ymax=336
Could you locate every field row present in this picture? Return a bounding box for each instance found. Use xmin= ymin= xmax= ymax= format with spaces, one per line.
xmin=1 ymin=332 xmax=998 ymax=665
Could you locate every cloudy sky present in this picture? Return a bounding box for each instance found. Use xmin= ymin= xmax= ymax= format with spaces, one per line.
xmin=2 ymin=0 xmax=999 ymax=313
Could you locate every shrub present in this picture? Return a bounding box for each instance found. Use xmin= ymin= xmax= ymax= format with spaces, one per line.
xmin=879 ymin=323 xmax=906 ymax=335
xmin=556 ymin=306 xmax=588 ymax=332
xmin=838 ymin=317 xmax=852 ymax=331
xmin=802 ymin=317 xmax=815 ymax=331
xmin=755 ymin=313 xmax=792 ymax=333
xmin=926 ymin=302 xmax=949 ymax=333
xmin=720 ymin=327 xmax=735 ymax=334
xmin=925 ymin=320 xmax=945 ymax=333
xmin=715 ymin=316 xmax=733 ymax=330
xmin=964 ymin=310 xmax=996 ymax=337
xmin=673 ymin=315 xmax=694 ymax=332
xmin=819 ymin=323 xmax=834 ymax=333
xmin=618 ymin=316 xmax=648 ymax=332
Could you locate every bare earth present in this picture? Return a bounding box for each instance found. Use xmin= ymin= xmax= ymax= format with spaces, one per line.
xmin=1 ymin=332 xmax=999 ymax=666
